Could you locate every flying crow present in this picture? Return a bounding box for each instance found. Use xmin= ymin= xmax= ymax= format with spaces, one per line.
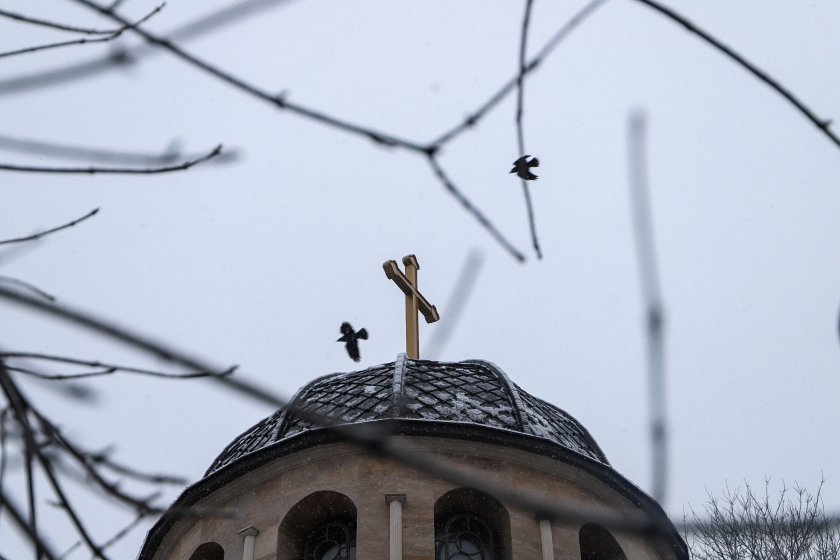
xmin=510 ymin=155 xmax=539 ymax=180
xmin=337 ymin=322 xmax=368 ymax=362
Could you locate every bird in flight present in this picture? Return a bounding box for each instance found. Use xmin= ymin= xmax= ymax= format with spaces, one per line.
xmin=337 ymin=322 xmax=368 ymax=362
xmin=510 ymin=155 xmax=539 ymax=180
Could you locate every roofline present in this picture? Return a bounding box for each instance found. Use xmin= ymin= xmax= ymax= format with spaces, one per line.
xmin=139 ymin=419 xmax=687 ymax=560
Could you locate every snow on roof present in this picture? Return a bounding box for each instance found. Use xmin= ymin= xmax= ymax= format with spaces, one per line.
xmin=206 ymin=356 xmax=608 ymax=475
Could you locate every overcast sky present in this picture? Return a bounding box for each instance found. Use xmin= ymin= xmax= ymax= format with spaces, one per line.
xmin=2 ymin=1 xmax=840 ymax=558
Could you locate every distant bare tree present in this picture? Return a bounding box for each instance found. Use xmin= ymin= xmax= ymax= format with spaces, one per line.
xmin=688 ymin=480 xmax=840 ymax=560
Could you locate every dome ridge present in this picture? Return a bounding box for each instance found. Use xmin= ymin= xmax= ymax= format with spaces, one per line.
xmin=205 ymin=358 xmax=608 ymax=476
xmin=461 ymin=359 xmax=527 ymax=431
xmin=390 ymin=353 xmax=407 ymax=417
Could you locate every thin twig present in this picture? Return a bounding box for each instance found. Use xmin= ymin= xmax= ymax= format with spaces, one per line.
xmin=632 ymin=0 xmax=840 ymax=150
xmin=33 ymin=409 xmax=165 ymax=515
xmin=431 ymin=0 xmax=609 ymax=147
xmin=0 ymin=408 xmax=8 ymax=532
xmin=71 ymin=0 xmax=427 ymax=153
xmin=88 ymin=451 xmax=187 ymax=485
xmin=0 ymin=365 xmax=44 ymax=560
xmin=0 ymin=208 xmax=99 ymax=246
xmin=56 ymin=542 xmax=81 ymax=560
xmin=0 ymin=144 xmax=222 ymax=174
xmin=0 ymin=4 xmax=164 ymax=60
xmin=2 ymin=352 xmax=236 ymax=380
xmin=0 ymin=276 xmax=56 ymax=302
xmin=0 ymin=7 xmax=131 ymax=35
xmin=1 ymin=365 xmax=160 ymax=558
xmin=426 ymin=155 xmax=526 ymax=262
xmin=0 ymin=0 xmax=298 ymax=95
xmin=514 ymin=0 xmax=542 ymax=260
xmin=0 ymin=489 xmax=59 ymax=560
xmin=99 ymin=513 xmax=147 ymax=552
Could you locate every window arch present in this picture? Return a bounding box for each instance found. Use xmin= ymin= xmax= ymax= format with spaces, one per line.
xmin=189 ymin=542 xmax=224 ymax=560
xmin=434 ymin=488 xmax=511 ymax=560
xmin=579 ymin=524 xmax=627 ymax=560
xmin=278 ymin=491 xmax=357 ymax=560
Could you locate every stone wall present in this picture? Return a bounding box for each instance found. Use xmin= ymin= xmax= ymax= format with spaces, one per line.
xmin=153 ymin=437 xmax=677 ymax=560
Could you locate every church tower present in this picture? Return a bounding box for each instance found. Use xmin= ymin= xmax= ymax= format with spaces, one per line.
xmin=138 ymin=257 xmax=687 ymax=560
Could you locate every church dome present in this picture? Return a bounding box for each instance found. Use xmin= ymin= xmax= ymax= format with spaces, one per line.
xmin=207 ymin=355 xmax=608 ymax=475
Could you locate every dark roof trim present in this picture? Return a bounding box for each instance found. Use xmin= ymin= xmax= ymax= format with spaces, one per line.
xmin=139 ymin=419 xmax=687 ymax=560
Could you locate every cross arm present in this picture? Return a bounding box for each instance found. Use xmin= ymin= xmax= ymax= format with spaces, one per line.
xmin=382 ymin=260 xmax=440 ymax=324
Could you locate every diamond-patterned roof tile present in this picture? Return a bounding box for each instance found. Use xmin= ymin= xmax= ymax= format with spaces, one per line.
xmin=206 ymin=358 xmax=607 ymax=475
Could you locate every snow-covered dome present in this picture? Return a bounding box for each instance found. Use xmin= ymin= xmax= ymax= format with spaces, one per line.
xmin=207 ymin=355 xmax=607 ymax=475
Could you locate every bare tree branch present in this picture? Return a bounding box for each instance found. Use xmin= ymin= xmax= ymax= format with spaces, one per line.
xmin=0 ymin=7 xmax=132 ymax=35
xmin=0 ymin=408 xmax=8 ymax=531
xmin=426 ymin=155 xmax=526 ymax=262
xmin=2 ymin=352 xmax=236 ymax=380
xmin=0 ymin=4 xmax=164 ymax=60
xmin=684 ymin=480 xmax=840 ymax=558
xmin=70 ymin=0 xmax=427 ymax=153
xmin=0 ymin=208 xmax=99 ymax=246
xmin=0 ymin=489 xmax=59 ymax=560
xmin=32 ymin=409 xmax=165 ymax=516
xmin=632 ymin=0 xmax=840 ymax=150
xmin=514 ymin=0 xmax=542 ymax=260
xmin=0 ymin=144 xmax=222 ymax=174
xmin=87 ymin=450 xmax=187 ymax=485
xmin=431 ymin=0 xmax=609 ymax=147
xmin=0 ymin=277 xmax=56 ymax=302
xmin=99 ymin=514 xmax=147 ymax=552
xmin=0 ymin=0 xmax=299 ymax=96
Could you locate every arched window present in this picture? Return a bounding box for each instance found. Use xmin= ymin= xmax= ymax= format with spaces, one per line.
xmin=579 ymin=524 xmax=627 ymax=560
xmin=278 ymin=491 xmax=357 ymax=560
xmin=189 ymin=542 xmax=224 ymax=560
xmin=434 ymin=488 xmax=510 ymax=560
xmin=303 ymin=520 xmax=355 ymax=560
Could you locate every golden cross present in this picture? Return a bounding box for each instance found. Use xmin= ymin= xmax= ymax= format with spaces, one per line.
xmin=383 ymin=255 xmax=440 ymax=359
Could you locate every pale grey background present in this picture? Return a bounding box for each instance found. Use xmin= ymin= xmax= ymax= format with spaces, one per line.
xmin=1 ymin=1 xmax=839 ymax=558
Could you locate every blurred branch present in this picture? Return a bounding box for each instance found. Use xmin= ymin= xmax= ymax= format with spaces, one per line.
xmin=0 ymin=7 xmax=132 ymax=35
xmin=0 ymin=285 xmax=680 ymax=537
xmin=627 ymin=110 xmax=668 ymax=506
xmin=2 ymin=352 xmax=236 ymax=380
xmin=0 ymin=0 xmax=299 ymax=95
xmin=0 ymin=364 xmax=107 ymax=558
xmin=632 ymin=0 xmax=840 ymax=150
xmin=0 ymin=353 xmax=193 ymax=558
xmin=426 ymin=155 xmax=526 ymax=262
xmin=514 ymin=0 xmax=542 ymax=260
xmin=431 ymin=0 xmax=609 ymax=147
xmin=0 ymin=277 xmax=56 ymax=302
xmin=0 ymin=134 xmax=186 ymax=165
xmin=0 ymin=208 xmax=99 ymax=246
xmin=0 ymin=4 xmax=164 ymax=60
xmin=0 ymin=490 xmax=59 ymax=560
xmin=423 ymin=249 xmax=485 ymax=359
xmin=0 ymin=144 xmax=222 ymax=174
xmin=99 ymin=514 xmax=147 ymax=553
xmin=87 ymin=450 xmax=187 ymax=485
xmin=32 ymin=408 xmax=165 ymax=515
